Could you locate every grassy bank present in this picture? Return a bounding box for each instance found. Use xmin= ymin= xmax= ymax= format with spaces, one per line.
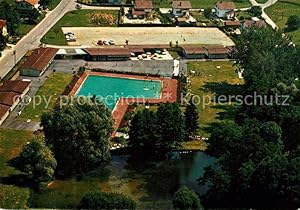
xmin=20 ymin=72 xmax=73 ymax=121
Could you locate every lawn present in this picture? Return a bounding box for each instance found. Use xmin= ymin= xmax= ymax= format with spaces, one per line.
xmin=0 ymin=129 xmax=34 ymax=209
xmin=256 ymin=0 xmax=268 ymax=3
xmin=188 ymin=61 xmax=243 ymax=136
xmin=20 ymin=72 xmax=73 ymax=121
xmin=42 ymin=9 xmax=119 ymax=45
xmin=265 ymin=1 xmax=300 ymax=44
xmin=48 ymin=0 xmax=62 ymax=10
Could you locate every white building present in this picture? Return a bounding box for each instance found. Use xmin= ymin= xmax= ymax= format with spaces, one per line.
xmin=172 ymin=1 xmax=192 ymax=17
xmin=0 ymin=20 xmax=8 ymax=37
xmin=215 ymin=1 xmax=236 ymax=19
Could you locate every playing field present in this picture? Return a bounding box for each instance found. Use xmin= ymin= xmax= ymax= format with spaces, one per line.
xmin=62 ymin=27 xmax=235 ymax=46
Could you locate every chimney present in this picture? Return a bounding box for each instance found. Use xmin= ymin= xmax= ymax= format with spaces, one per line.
xmin=179 ymin=1 xmax=182 ymax=6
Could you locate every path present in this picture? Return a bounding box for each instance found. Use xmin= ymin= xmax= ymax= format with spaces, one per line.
xmin=249 ymin=0 xmax=278 ymax=29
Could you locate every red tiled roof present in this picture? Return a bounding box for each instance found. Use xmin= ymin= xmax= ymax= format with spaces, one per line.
xmin=24 ymin=0 xmax=39 ymax=6
xmin=243 ymin=20 xmax=267 ymax=28
xmin=84 ymin=48 xmax=131 ymax=57
xmin=0 ymin=20 xmax=6 ymax=30
xmin=216 ymin=1 xmax=235 ymax=10
xmin=0 ymin=104 xmax=10 ymax=120
xmin=225 ymin=20 xmax=240 ymax=26
xmin=134 ymin=0 xmax=153 ymax=9
xmin=20 ymin=48 xmax=58 ymax=72
xmin=172 ymin=1 xmax=192 ymax=9
xmin=0 ymin=80 xmax=30 ymax=94
xmin=0 ymin=92 xmax=20 ymax=106
xmin=205 ymin=45 xmax=230 ymax=54
xmin=181 ymin=45 xmax=206 ymax=54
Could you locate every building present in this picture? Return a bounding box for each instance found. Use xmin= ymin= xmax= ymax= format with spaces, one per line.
xmin=241 ymin=19 xmax=267 ymax=29
xmin=172 ymin=1 xmax=192 ymax=17
xmin=0 ymin=79 xmax=30 ymax=125
xmin=181 ymin=45 xmax=206 ymax=59
xmin=131 ymin=0 xmax=153 ymax=19
xmin=16 ymin=0 xmax=40 ymax=9
xmin=224 ymin=20 xmax=240 ymax=28
xmin=0 ymin=20 xmax=8 ymax=37
xmin=84 ymin=47 xmax=131 ymax=61
xmin=215 ymin=1 xmax=235 ymax=19
xmin=20 ymin=48 xmax=58 ymax=77
xmin=204 ymin=45 xmax=230 ymax=59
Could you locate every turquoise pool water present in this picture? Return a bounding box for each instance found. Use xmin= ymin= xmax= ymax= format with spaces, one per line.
xmin=76 ymin=75 xmax=162 ymax=110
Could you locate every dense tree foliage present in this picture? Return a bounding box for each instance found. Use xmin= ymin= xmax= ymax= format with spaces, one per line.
xmin=0 ymin=33 xmax=6 ymax=51
xmin=41 ymin=98 xmax=114 ymax=177
xmin=0 ymin=1 xmax=20 ymax=35
xmin=14 ymin=137 xmax=57 ymax=182
xmin=201 ymin=28 xmax=300 ymax=208
xmin=248 ymin=6 xmax=262 ymax=17
xmin=286 ymin=15 xmax=300 ymax=31
xmin=185 ymin=97 xmax=199 ymax=137
xmin=173 ymin=186 xmax=203 ymax=210
xmin=79 ymin=191 xmax=136 ymax=210
xmin=128 ymin=103 xmax=185 ymax=159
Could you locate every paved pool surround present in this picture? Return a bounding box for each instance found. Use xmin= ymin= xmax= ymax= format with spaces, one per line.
xmin=70 ymin=71 xmax=178 ymax=136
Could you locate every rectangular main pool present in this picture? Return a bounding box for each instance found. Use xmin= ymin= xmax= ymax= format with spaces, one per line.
xmin=76 ymin=75 xmax=162 ymax=110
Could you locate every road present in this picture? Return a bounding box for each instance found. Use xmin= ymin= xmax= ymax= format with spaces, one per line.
xmin=0 ymin=0 xmax=77 ymax=80
xmin=249 ymin=0 xmax=278 ymax=29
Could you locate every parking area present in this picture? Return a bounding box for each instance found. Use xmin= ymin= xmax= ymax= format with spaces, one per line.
xmin=61 ymin=27 xmax=235 ymax=47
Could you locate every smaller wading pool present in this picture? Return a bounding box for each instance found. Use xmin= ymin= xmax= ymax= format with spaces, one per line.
xmin=76 ymin=75 xmax=162 ymax=110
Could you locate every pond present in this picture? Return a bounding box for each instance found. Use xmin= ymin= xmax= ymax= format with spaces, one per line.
xmin=29 ymin=151 xmax=215 ymax=209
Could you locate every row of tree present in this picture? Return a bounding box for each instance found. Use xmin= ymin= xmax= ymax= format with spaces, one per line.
xmin=200 ymin=27 xmax=300 ymax=208
xmin=128 ymin=101 xmax=199 ymax=160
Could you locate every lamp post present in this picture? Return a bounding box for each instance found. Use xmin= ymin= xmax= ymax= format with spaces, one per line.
xmin=13 ymin=50 xmax=16 ymax=66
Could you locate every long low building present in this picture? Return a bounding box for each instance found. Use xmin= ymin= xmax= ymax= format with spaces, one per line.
xmin=181 ymin=45 xmax=232 ymax=59
xmin=0 ymin=80 xmax=30 ymax=125
xmin=20 ymin=48 xmax=58 ymax=77
xmin=83 ymin=48 xmax=131 ymax=61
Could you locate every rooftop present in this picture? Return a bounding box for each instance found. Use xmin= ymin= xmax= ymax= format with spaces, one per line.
xmin=0 ymin=80 xmax=30 ymax=94
xmin=224 ymin=20 xmax=241 ymax=26
xmin=243 ymin=19 xmax=267 ymax=28
xmin=216 ymin=1 xmax=235 ymax=10
xmin=0 ymin=92 xmax=20 ymax=106
xmin=172 ymin=1 xmax=192 ymax=9
xmin=181 ymin=45 xmax=207 ymax=54
xmin=0 ymin=104 xmax=10 ymax=120
xmin=205 ymin=45 xmax=230 ymax=54
xmin=0 ymin=20 xmax=6 ymax=30
xmin=134 ymin=0 xmax=153 ymax=9
xmin=20 ymin=48 xmax=58 ymax=71
xmin=84 ymin=47 xmax=131 ymax=57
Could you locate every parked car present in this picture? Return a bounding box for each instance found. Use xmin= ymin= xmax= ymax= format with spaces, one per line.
xmin=109 ymin=39 xmax=115 ymax=45
xmin=97 ymin=40 xmax=104 ymax=45
xmin=103 ymin=40 xmax=109 ymax=45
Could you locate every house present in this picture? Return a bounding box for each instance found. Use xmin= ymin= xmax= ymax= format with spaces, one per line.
xmin=204 ymin=45 xmax=230 ymax=59
xmin=215 ymin=1 xmax=235 ymax=19
xmin=181 ymin=45 xmax=206 ymax=59
xmin=83 ymin=47 xmax=131 ymax=61
xmin=0 ymin=20 xmax=8 ymax=37
xmin=0 ymin=79 xmax=30 ymax=125
xmin=16 ymin=0 xmax=40 ymax=9
xmin=224 ymin=20 xmax=240 ymax=28
xmin=20 ymin=48 xmax=58 ymax=77
xmin=172 ymin=1 xmax=192 ymax=17
xmin=131 ymin=0 xmax=153 ymax=19
xmin=241 ymin=19 xmax=267 ymax=29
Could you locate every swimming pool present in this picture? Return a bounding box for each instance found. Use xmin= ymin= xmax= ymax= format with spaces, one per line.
xmin=76 ymin=75 xmax=162 ymax=110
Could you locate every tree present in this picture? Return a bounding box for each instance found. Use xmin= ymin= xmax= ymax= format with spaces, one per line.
xmin=248 ymin=6 xmax=262 ymax=17
xmin=156 ymin=103 xmax=185 ymax=156
xmin=185 ymin=97 xmax=199 ymax=138
xmin=203 ymin=8 xmax=212 ymax=19
xmin=40 ymin=98 xmax=114 ymax=176
xmin=14 ymin=137 xmax=57 ymax=182
xmin=0 ymin=1 xmax=20 ymax=35
xmin=128 ymin=109 xmax=158 ymax=158
xmin=79 ymin=191 xmax=136 ymax=210
xmin=39 ymin=0 xmax=51 ymax=8
xmin=0 ymin=33 xmax=7 ymax=51
xmin=286 ymin=15 xmax=300 ymax=31
xmin=173 ymin=186 xmax=202 ymax=210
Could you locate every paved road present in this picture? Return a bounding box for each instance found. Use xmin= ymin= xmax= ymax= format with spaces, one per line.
xmin=249 ymin=0 xmax=278 ymax=29
xmin=0 ymin=0 xmax=77 ymax=80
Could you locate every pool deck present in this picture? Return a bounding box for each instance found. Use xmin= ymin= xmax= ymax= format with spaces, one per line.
xmin=70 ymin=71 xmax=178 ymax=137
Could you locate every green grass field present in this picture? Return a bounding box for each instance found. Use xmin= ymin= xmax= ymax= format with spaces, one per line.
xmin=42 ymin=10 xmax=119 ymax=45
xmin=188 ymin=61 xmax=243 ymax=136
xmin=0 ymin=129 xmax=34 ymax=208
xmin=265 ymin=1 xmax=300 ymax=45
xmin=20 ymin=72 xmax=73 ymax=121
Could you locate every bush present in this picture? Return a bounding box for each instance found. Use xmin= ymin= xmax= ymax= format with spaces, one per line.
xmin=286 ymin=15 xmax=300 ymax=31
xmin=79 ymin=191 xmax=136 ymax=210
xmin=173 ymin=186 xmax=203 ymax=210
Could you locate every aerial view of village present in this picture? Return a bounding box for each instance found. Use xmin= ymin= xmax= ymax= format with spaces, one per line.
xmin=0 ymin=0 xmax=299 ymax=208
